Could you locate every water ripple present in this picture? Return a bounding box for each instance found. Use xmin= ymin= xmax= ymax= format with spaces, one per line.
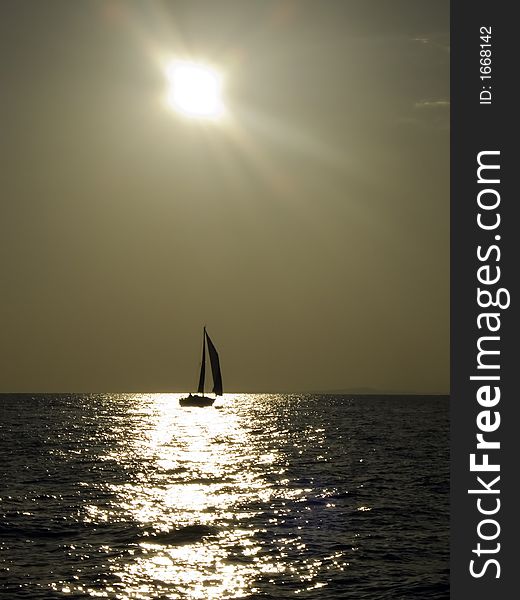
xmin=0 ymin=393 xmax=448 ymax=599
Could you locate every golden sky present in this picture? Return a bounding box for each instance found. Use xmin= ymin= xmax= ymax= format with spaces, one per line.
xmin=0 ymin=0 xmax=449 ymax=393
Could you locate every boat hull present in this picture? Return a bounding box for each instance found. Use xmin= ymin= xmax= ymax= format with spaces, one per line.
xmin=179 ymin=395 xmax=215 ymax=407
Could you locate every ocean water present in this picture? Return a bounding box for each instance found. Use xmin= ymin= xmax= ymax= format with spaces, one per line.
xmin=0 ymin=394 xmax=449 ymax=599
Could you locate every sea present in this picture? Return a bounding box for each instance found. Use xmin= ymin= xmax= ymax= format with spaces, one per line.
xmin=0 ymin=394 xmax=449 ymax=599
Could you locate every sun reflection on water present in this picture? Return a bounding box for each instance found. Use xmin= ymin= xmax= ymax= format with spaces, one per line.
xmin=2 ymin=393 xmax=448 ymax=598
xmin=51 ymin=393 xmax=350 ymax=598
xmin=102 ymin=394 xmax=279 ymax=598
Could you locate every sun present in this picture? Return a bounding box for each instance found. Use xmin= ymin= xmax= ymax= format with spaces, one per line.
xmin=166 ymin=61 xmax=225 ymax=120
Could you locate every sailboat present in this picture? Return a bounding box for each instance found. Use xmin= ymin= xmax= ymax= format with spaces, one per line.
xmin=179 ymin=327 xmax=223 ymax=407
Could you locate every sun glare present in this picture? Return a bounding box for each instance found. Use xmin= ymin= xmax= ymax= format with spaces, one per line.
xmin=167 ymin=61 xmax=224 ymax=120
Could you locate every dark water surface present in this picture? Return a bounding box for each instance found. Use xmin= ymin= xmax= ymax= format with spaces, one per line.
xmin=0 ymin=394 xmax=449 ymax=599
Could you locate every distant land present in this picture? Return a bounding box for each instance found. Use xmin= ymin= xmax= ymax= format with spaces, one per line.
xmin=296 ymin=387 xmax=450 ymax=396
xmin=217 ymin=386 xmax=449 ymax=396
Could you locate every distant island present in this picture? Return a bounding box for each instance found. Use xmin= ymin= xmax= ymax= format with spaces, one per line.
xmin=293 ymin=388 xmax=449 ymax=396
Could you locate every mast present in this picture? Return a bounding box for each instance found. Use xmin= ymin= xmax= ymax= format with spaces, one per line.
xmin=197 ymin=327 xmax=206 ymax=396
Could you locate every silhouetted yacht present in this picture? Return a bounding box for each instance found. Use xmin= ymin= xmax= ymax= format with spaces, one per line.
xmin=179 ymin=327 xmax=223 ymax=407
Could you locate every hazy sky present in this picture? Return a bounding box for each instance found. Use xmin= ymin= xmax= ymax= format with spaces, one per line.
xmin=1 ymin=0 xmax=449 ymax=393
